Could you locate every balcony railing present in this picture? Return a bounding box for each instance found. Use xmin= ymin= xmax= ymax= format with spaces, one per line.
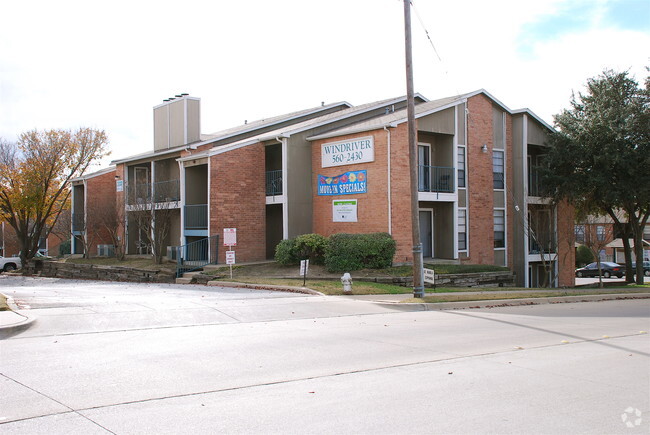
xmin=127 ymin=180 xmax=180 ymax=205
xmin=266 ymin=170 xmax=283 ymax=196
xmin=529 ymin=236 xmax=557 ymax=255
xmin=529 ymin=170 xmax=543 ymax=197
xmin=71 ymin=213 xmax=85 ymax=232
xmin=418 ymin=166 xmax=455 ymax=193
xmin=184 ymin=204 xmax=208 ymax=230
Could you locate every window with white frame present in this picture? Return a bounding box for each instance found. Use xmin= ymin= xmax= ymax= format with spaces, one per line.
xmin=458 ymin=209 xmax=467 ymax=251
xmin=575 ymin=225 xmax=585 ymax=244
xmin=457 ymin=147 xmax=466 ymax=188
xmin=597 ymin=225 xmax=605 ymax=241
xmin=494 ymin=209 xmax=505 ymax=248
xmin=493 ymin=150 xmax=504 ymax=189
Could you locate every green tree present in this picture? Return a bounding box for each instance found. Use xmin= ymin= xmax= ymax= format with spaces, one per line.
xmin=0 ymin=129 xmax=109 ymax=267
xmin=542 ymin=70 xmax=650 ymax=284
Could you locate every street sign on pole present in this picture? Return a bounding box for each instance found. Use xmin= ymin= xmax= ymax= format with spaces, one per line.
xmin=226 ymin=251 xmax=236 ymax=265
xmin=300 ymin=259 xmax=309 ymax=286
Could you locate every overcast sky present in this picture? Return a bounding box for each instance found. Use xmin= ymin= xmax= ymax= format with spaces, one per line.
xmin=1 ymin=0 xmax=648 ymax=168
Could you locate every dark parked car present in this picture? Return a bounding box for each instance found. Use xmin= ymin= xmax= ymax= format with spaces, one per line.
xmin=631 ymin=261 xmax=650 ymax=277
xmin=575 ymin=262 xmax=624 ymax=278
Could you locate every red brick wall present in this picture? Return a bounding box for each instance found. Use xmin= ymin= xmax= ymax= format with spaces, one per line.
xmin=1 ymin=222 xmax=20 ymax=257
xmin=85 ymin=170 xmax=117 ymax=256
xmin=210 ymin=144 xmax=266 ymax=263
xmin=312 ymin=125 xmax=413 ymax=263
xmin=505 ymin=112 xmax=514 ymax=270
xmin=466 ymin=94 xmax=496 ymax=264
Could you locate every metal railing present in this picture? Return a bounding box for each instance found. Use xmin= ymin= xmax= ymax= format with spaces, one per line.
xmin=184 ymin=204 xmax=208 ymax=230
xmin=175 ymin=235 xmax=220 ymax=277
xmin=127 ymin=180 xmax=181 ymax=205
xmin=266 ymin=170 xmax=283 ymax=196
xmin=528 ymin=170 xmax=543 ymax=197
xmin=72 ymin=213 xmax=85 ymax=232
xmin=153 ymin=179 xmax=180 ymax=202
xmin=418 ymin=166 xmax=455 ymax=193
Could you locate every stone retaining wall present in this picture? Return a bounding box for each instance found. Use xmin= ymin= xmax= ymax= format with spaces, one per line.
xmin=23 ymin=260 xmax=176 ymax=283
xmin=345 ymin=271 xmax=515 ymax=288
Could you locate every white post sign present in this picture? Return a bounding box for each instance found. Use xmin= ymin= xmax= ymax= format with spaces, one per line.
xmin=333 ymin=199 xmax=358 ymax=223
xmin=423 ymin=268 xmax=435 ymax=285
xmin=300 ymin=259 xmax=309 ymax=276
xmin=223 ymin=228 xmax=237 ymax=246
xmin=226 ymin=250 xmax=236 ymax=265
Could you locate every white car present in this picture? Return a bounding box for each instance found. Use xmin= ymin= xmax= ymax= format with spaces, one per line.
xmin=0 ymin=256 xmax=21 ymax=272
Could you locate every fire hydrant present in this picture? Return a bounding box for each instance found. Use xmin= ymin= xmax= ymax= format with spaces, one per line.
xmin=341 ymin=273 xmax=353 ymax=294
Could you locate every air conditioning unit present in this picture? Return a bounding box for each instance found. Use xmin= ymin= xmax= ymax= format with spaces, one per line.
xmin=97 ymin=244 xmax=115 ymax=257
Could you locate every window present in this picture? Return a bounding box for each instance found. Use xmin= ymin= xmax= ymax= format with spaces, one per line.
xmin=597 ymin=225 xmax=605 ymax=241
xmin=457 ymin=147 xmax=466 ymax=188
xmin=493 ymin=150 xmax=504 ymax=189
xmin=458 ymin=209 xmax=467 ymax=251
xmin=494 ymin=209 xmax=505 ymax=248
xmin=575 ymin=225 xmax=585 ymax=244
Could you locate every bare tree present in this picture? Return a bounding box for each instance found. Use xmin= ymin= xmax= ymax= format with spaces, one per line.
xmin=127 ymin=180 xmax=178 ymax=264
xmin=96 ymin=197 xmax=126 ymax=260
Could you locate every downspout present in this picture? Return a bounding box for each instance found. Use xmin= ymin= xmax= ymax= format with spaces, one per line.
xmin=384 ymin=125 xmax=393 ymax=235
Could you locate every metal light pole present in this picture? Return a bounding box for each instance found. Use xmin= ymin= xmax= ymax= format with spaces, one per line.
xmin=403 ymin=0 xmax=425 ymax=298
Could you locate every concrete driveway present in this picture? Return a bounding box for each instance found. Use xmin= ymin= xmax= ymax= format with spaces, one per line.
xmin=1 ymin=276 xmax=649 ymax=434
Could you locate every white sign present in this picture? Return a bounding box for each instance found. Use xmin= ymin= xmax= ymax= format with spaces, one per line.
xmin=321 ymin=136 xmax=374 ymax=168
xmin=226 ymin=250 xmax=236 ymax=265
xmin=300 ymin=259 xmax=309 ymax=276
xmin=223 ymin=228 xmax=237 ymax=246
xmin=423 ymin=268 xmax=435 ymax=284
xmin=333 ymin=199 xmax=358 ymax=223
xmin=116 ymin=180 xmax=123 ymax=192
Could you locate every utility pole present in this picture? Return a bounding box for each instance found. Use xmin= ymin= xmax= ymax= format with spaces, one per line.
xmin=403 ymin=0 xmax=424 ymax=298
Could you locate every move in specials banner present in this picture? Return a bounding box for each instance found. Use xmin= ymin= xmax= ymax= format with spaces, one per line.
xmin=317 ymin=170 xmax=367 ymax=196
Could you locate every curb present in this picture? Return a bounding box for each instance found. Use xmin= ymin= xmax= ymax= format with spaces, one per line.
xmin=372 ymin=292 xmax=650 ymax=311
xmin=207 ymin=280 xmax=325 ymax=296
xmin=0 ymin=294 xmax=37 ymax=338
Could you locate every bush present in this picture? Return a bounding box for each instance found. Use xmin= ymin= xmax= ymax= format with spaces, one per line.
xmin=275 ymin=238 xmax=298 ymax=265
xmin=575 ymin=244 xmax=594 ymax=267
xmin=275 ymin=234 xmax=328 ymax=265
xmin=325 ymin=233 xmax=396 ymax=272
xmin=59 ymin=239 xmax=71 ymax=256
xmin=294 ymin=233 xmax=328 ymax=265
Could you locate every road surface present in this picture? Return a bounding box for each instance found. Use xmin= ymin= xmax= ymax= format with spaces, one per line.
xmin=1 ymin=276 xmax=648 ymax=434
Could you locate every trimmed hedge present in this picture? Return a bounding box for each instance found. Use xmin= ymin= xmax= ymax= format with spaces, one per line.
xmin=325 ymin=233 xmax=396 ymax=272
xmin=575 ymin=244 xmax=594 ymax=267
xmin=275 ymin=232 xmax=396 ymax=271
xmin=274 ymin=233 xmax=328 ymax=266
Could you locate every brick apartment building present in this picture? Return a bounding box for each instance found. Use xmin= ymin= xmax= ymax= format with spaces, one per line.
xmin=74 ymin=91 xmax=575 ymax=287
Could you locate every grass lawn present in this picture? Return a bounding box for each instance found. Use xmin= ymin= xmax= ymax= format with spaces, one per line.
xmin=403 ymin=288 xmax=650 ymax=303
xmin=213 ymin=277 xmax=413 ymax=295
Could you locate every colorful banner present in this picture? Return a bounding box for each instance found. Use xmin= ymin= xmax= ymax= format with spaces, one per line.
xmin=318 ymin=170 xmax=367 ymax=196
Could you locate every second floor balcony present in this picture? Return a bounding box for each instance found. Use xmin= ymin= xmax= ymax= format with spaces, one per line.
xmin=184 ymin=204 xmax=208 ymax=230
xmin=266 ymin=170 xmax=283 ymax=196
xmin=418 ymin=166 xmax=455 ymax=193
xmin=127 ymin=180 xmax=180 ymax=205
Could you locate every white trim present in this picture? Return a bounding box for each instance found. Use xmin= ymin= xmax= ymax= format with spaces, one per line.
xmin=522 ymin=114 xmax=530 ymax=287
xmin=179 ymin=161 xmax=186 ymax=245
xmin=385 ymin=127 xmax=392 ymax=235
xmin=70 ymin=166 xmax=116 ymax=183
xmin=307 ymin=99 xmax=464 ymax=141
xmin=207 ymin=156 xmax=211 ymax=248
xmin=281 ymin=138 xmax=289 ymax=239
